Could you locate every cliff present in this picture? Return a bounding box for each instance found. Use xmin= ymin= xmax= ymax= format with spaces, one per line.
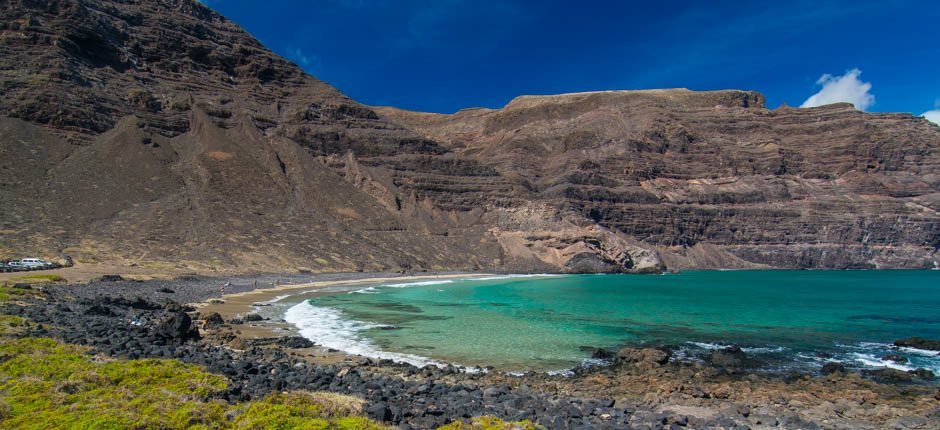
xmin=2 ymin=0 xmax=938 ymax=273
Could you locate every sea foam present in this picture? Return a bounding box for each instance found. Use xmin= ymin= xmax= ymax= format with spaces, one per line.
xmin=284 ymin=300 xmax=443 ymax=368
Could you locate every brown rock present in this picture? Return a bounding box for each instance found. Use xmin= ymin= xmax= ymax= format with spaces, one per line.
xmin=617 ymin=347 xmax=671 ymax=365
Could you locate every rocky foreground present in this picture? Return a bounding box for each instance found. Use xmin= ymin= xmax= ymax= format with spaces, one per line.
xmin=3 ymin=276 xmax=939 ymax=429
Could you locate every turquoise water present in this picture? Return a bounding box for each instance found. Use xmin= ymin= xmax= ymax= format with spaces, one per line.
xmin=282 ymin=271 xmax=940 ymax=373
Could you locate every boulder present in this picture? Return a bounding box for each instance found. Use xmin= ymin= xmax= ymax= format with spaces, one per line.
xmin=243 ymin=313 xmax=265 ymax=322
xmin=883 ymin=354 xmax=907 ymax=364
xmin=84 ymin=304 xmax=115 ymax=316
xmin=154 ymin=311 xmax=199 ymax=341
xmin=908 ymin=368 xmax=936 ymax=381
xmin=201 ymin=312 xmax=225 ymax=327
xmin=706 ymin=346 xmax=753 ymax=369
xmin=820 ymin=362 xmax=846 ymax=376
xmin=276 ymin=336 xmax=315 ymax=349
xmin=617 ymin=347 xmax=671 ymax=365
xmin=366 ymin=403 xmax=392 ymax=422
xmin=863 ymin=368 xmax=913 ymax=383
xmin=590 ymin=348 xmax=617 ymax=360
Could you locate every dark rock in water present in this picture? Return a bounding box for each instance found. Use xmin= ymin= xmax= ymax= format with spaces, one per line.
xmin=202 ymin=312 xmax=225 ymax=327
xmin=863 ymin=368 xmax=913 ymax=383
xmin=590 ymin=348 xmax=617 ymax=360
xmin=883 ymin=354 xmax=908 ymax=364
xmin=157 ymin=287 xmax=175 ymax=294
xmin=908 ymin=368 xmax=936 ymax=381
xmin=707 ymin=346 xmax=753 ymax=368
xmin=276 ymin=336 xmax=315 ymax=349
xmin=820 ymin=362 xmax=846 ymax=376
xmin=894 ymin=337 xmax=940 ymax=351
xmin=154 ymin=311 xmax=199 ymax=341
xmin=617 ymin=347 xmax=670 ymax=365
xmin=243 ymin=314 xmax=265 ymax=322
xmin=96 ymin=274 xmax=125 ymax=282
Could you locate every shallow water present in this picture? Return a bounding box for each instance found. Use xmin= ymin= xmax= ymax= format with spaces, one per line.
xmin=282 ymin=271 xmax=940 ymax=373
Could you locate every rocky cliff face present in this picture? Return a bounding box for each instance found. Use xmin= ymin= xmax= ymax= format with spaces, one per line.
xmin=0 ymin=0 xmax=511 ymax=273
xmin=1 ymin=0 xmax=937 ymax=273
xmin=377 ymin=89 xmax=940 ymax=270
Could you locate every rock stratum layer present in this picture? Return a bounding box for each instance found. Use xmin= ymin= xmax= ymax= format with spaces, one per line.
xmin=2 ymin=0 xmax=939 ymax=273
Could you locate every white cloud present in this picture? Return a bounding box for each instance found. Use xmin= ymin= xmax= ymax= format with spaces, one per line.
xmin=800 ymin=68 xmax=875 ymax=111
xmin=289 ymin=48 xmax=311 ymax=66
xmin=923 ymin=110 xmax=940 ymax=125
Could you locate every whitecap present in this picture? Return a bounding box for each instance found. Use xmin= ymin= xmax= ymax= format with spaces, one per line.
xmin=284 ymin=300 xmax=443 ymax=368
xmin=741 ymin=346 xmax=787 ymax=353
xmin=850 ymin=352 xmax=915 ymax=371
xmin=688 ymin=341 xmax=725 ymax=350
xmin=382 ymin=280 xmax=456 ymax=288
xmin=471 ymin=274 xmax=561 ymax=281
xmin=284 ymin=300 xmax=486 ymax=373
xmin=898 ymin=346 xmax=940 ymax=357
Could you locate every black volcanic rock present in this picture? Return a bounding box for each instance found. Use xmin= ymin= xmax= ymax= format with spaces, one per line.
xmin=894 ymin=337 xmax=940 ymax=351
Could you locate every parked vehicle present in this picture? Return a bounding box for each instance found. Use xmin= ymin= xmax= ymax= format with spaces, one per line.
xmin=19 ymin=258 xmax=55 ymax=270
xmin=6 ymin=261 xmax=26 ymax=272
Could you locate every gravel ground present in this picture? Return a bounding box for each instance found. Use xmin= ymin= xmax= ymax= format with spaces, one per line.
xmin=47 ymin=271 xmax=464 ymax=305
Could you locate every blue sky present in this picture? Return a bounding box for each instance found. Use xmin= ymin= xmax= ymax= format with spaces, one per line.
xmin=202 ymin=0 xmax=939 ymax=119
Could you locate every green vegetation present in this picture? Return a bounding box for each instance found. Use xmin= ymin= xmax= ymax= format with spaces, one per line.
xmin=0 ymin=284 xmax=42 ymax=303
xmin=0 ymin=338 xmax=391 ymax=430
xmin=0 ymin=316 xmax=27 ymax=336
xmin=438 ymin=416 xmax=543 ymax=430
xmin=4 ymin=274 xmax=65 ymax=284
xmin=232 ymin=392 xmax=386 ymax=430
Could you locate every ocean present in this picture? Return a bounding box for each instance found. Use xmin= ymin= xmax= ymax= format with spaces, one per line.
xmin=277 ymin=271 xmax=940 ymax=374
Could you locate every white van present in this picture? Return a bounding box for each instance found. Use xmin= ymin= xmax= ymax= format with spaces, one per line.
xmin=19 ymin=258 xmax=51 ymax=269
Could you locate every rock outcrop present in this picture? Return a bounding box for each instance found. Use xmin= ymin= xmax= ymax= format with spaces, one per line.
xmin=378 ymin=90 xmax=940 ymax=270
xmin=1 ymin=0 xmax=938 ymax=273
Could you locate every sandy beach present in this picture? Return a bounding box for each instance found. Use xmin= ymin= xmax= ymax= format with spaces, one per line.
xmin=197 ymin=272 xmax=494 ymax=320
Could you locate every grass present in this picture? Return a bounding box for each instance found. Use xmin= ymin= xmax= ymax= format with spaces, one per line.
xmin=438 ymin=416 xmax=543 ymax=430
xmin=0 ymin=284 xmax=43 ymax=303
xmin=0 ymin=313 xmax=537 ymax=429
xmin=0 ymin=337 xmax=392 ymax=430
xmin=0 ymin=316 xmax=27 ymax=336
xmin=4 ymin=274 xmax=65 ymax=284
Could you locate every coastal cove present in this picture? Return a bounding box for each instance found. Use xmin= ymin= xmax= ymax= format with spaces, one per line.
xmin=259 ymin=271 xmax=940 ymax=375
xmin=8 ymin=270 xmax=940 ymax=429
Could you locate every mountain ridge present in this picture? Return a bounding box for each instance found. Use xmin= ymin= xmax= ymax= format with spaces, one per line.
xmin=1 ymin=0 xmax=938 ymax=275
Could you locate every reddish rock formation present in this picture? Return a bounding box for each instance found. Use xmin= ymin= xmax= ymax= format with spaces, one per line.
xmin=377 ymin=90 xmax=940 ymax=269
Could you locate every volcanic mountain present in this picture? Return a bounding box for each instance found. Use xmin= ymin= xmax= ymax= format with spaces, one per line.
xmin=2 ymin=0 xmax=938 ymax=274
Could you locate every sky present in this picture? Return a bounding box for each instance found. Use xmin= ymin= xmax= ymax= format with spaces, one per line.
xmin=201 ymin=0 xmax=940 ymax=122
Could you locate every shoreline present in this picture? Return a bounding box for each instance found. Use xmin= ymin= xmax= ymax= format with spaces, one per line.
xmin=200 ymin=271 xmax=940 ymax=380
xmin=4 ymin=272 xmax=940 ymax=428
xmin=196 ymin=272 xmax=500 ymax=361
xmin=195 ymin=272 xmax=496 ymax=319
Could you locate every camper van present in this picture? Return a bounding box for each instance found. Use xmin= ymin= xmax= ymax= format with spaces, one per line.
xmin=19 ymin=258 xmax=53 ymax=270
